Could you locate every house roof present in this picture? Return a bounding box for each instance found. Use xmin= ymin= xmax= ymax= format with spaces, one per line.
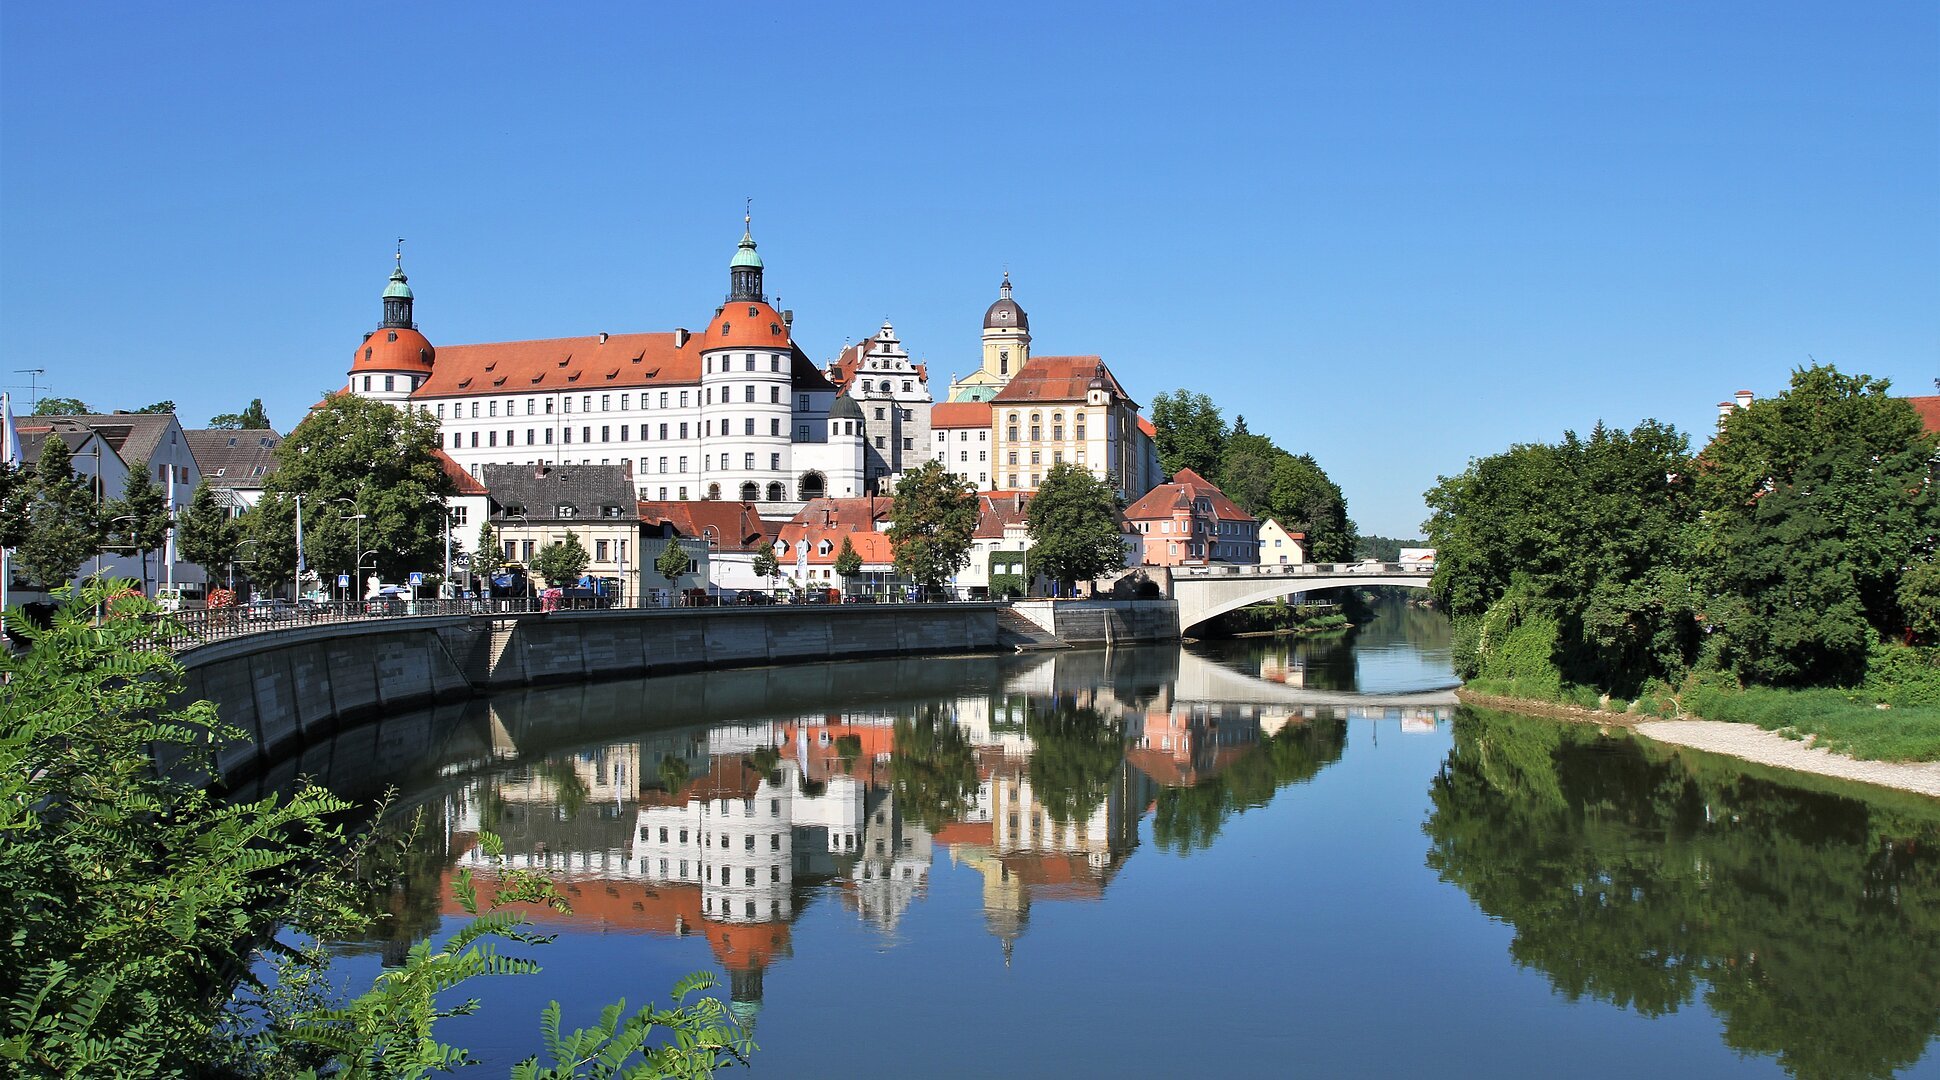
xmin=773 ymin=522 xmax=896 ymax=566
xmin=931 ymin=401 xmax=993 ymax=429
xmin=1124 ymin=468 xmax=1255 ymax=523
xmin=1137 ymin=415 xmax=1157 ymax=439
xmin=184 ymin=428 xmax=283 ymax=490
xmin=14 ymin=420 xmax=112 ymax=470
xmin=973 ymin=490 xmax=1032 ymax=539
xmin=637 ymin=500 xmax=776 ymax=553
xmin=432 ymin=448 xmax=488 ymax=495
xmin=479 ymin=463 xmax=636 ymax=523
xmin=41 ymin=412 xmax=179 ymax=468
xmin=1908 ymin=396 xmax=1940 ymax=434
xmin=990 ymin=356 xmax=1133 ymax=407
xmin=787 ymin=496 xmax=893 ymax=532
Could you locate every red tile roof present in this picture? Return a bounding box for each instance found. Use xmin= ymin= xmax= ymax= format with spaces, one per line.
xmin=637 ymin=501 xmax=776 ymax=553
xmin=1137 ymin=415 xmax=1156 ymax=439
xmin=351 ymin=326 xmax=436 ymax=375
xmin=787 ymin=496 xmax=893 ymax=532
xmin=989 ymin=356 xmax=1132 ymax=406
xmin=414 ymin=332 xmax=704 ymax=398
xmin=702 ymin=299 xmax=793 ymax=353
xmin=774 ymin=523 xmax=896 ymax=566
xmin=433 ymin=448 xmax=488 ymax=495
xmin=1908 ymin=396 xmax=1940 ymax=434
xmin=974 ymin=491 xmax=1032 ymax=539
xmin=1125 ymin=468 xmax=1255 ymax=523
xmin=931 ymin=401 xmax=993 ymax=428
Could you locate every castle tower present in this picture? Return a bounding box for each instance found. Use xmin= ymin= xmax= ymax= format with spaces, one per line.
xmin=701 ymin=215 xmax=795 ymax=504
xmin=348 ymin=247 xmax=435 ymax=405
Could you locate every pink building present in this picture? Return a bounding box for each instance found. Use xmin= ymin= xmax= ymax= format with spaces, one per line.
xmin=1122 ymin=468 xmax=1260 ymax=567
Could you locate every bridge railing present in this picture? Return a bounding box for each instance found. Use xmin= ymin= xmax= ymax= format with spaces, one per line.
xmin=1175 ymin=561 xmax=1433 ymax=578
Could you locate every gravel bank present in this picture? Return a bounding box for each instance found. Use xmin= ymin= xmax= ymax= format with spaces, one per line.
xmin=1635 ymin=719 xmax=1940 ymax=798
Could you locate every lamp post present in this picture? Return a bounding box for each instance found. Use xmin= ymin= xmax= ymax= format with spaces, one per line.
xmin=230 ymin=539 xmax=259 ymax=592
xmin=339 ymin=512 xmax=367 ymax=601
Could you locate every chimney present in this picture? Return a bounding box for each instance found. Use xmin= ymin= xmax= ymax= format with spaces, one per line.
xmin=673 ymin=328 xmax=690 ymax=348
xmin=599 ymin=331 xmax=609 ymax=345
xmin=1717 ymin=402 xmax=1735 ymax=430
xmin=1735 ymin=389 xmax=1754 ymax=408
xmin=782 ymin=309 xmax=794 ymax=327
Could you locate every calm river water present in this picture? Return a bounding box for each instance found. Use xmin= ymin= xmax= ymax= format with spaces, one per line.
xmin=296 ymin=603 xmax=1940 ymax=1078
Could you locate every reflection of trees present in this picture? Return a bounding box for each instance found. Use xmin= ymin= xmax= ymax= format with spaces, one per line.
xmin=891 ymin=704 xmax=980 ymax=833
xmin=657 ymin=754 xmax=691 ymax=792
xmin=338 ymin=808 xmax=458 ymax=966
xmin=1151 ymin=716 xmax=1347 ymax=853
xmin=1025 ymin=705 xmax=1123 ymax=824
xmin=1426 ymin=707 xmax=1940 ymax=1080
xmin=534 ymin=759 xmax=590 ymax=820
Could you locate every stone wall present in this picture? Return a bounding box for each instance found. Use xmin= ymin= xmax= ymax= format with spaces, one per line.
xmin=173 ymin=605 xmax=1000 ymax=779
xmin=1007 ymin=599 xmax=1180 ymax=647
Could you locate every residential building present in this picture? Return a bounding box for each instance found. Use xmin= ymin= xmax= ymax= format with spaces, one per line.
xmin=637 ymin=500 xmax=776 ymax=595
xmin=1257 ymin=519 xmax=1308 ymax=567
xmin=1123 ymin=468 xmax=1260 ymax=567
xmin=990 ymin=356 xmax=1160 ymax=501
xmin=824 ymin=320 xmax=933 ymax=492
xmin=930 ymin=401 xmax=994 ymax=490
xmin=183 ymin=428 xmax=282 ymax=512
xmin=478 ymin=463 xmax=640 ymax=601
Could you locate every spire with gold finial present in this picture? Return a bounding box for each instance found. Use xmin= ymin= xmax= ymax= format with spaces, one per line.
xmin=381 ymin=238 xmax=414 ymax=328
xmin=728 ymin=201 xmax=765 ymax=302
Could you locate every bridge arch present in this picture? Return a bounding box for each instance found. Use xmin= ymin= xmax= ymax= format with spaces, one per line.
xmin=1172 ymin=567 xmax=1432 ymax=633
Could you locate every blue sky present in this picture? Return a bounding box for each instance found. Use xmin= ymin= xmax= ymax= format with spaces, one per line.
xmin=3 ymin=2 xmax=1934 ymax=536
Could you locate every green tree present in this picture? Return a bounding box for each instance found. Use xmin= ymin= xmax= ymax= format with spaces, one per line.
xmin=832 ymin=535 xmax=863 ymax=582
xmin=1215 ymin=422 xmax=1280 ymax=519
xmin=0 ymin=459 xmax=30 ymax=550
xmin=105 ymin=463 xmax=172 ymax=594
xmin=656 ymin=540 xmax=694 ymax=591
xmin=14 ymin=435 xmax=102 ymax=589
xmin=890 ymin=704 xmax=980 ymax=832
xmin=1266 ymin=452 xmax=1355 ymax=563
xmin=1899 ymin=560 xmax=1940 ymax=643
xmin=887 ymin=460 xmax=978 ymax=595
xmin=176 ymin=482 xmax=242 ymax=589
xmin=130 ymin=400 xmax=176 ymax=415
xmin=245 ymin=395 xmax=454 ymax=586
xmin=472 ymin=520 xmax=505 ymax=592
xmin=1025 ymin=462 xmax=1125 ymax=593
xmin=533 ymin=533 xmax=590 ymax=587
xmin=1353 ymin=535 xmax=1424 ymax=561
xmin=1025 ymin=705 xmax=1123 ymax=824
xmin=208 ymin=398 xmax=272 ymax=430
xmin=30 ymin=396 xmax=89 ymax=416
xmin=1696 ymin=365 xmax=1940 ymax=686
xmin=752 ymin=543 xmax=780 ymax=586
xmin=1150 ymin=389 xmax=1226 ymax=480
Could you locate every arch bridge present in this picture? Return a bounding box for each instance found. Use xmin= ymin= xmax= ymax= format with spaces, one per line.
xmin=1171 ymin=562 xmax=1432 ymax=633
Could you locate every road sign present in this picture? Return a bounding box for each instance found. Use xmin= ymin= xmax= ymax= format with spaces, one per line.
xmin=337 ymin=574 xmax=350 ymax=589
xmin=409 ymin=571 xmax=424 ymax=586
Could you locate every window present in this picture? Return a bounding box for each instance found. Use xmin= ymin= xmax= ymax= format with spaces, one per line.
xmin=679 ymin=423 xmax=688 ymax=439
xmin=544 ymin=428 xmax=553 ymax=444
xmin=659 ymin=423 xmax=668 ymax=440
xmin=469 ymin=432 xmax=478 ymax=448
xmin=874 ymin=436 xmax=885 ymax=448
xmin=901 ymin=408 xmax=912 ymax=422
xmin=1030 ymin=424 xmax=1041 ymax=440
xmin=719 ymin=453 xmax=730 ymax=469
xmin=770 ymin=453 xmax=781 ymax=470
xmin=563 ymin=428 xmax=573 ymax=444
xmin=563 ymin=398 xmax=572 ymax=414
xmin=659 ymin=456 xmax=668 ymax=473
xmin=601 ymin=394 xmax=610 ymax=411
xmin=679 ymin=391 xmax=689 ymax=407
xmin=874 ymin=407 xmax=885 ymax=421
xmin=678 ymin=456 xmax=688 ymax=472
xmin=744 ymin=453 xmax=755 ymax=469
xmin=546 ymin=398 xmax=556 ymax=414
xmin=488 ymin=431 xmax=498 ymax=447
xmin=384 ymin=375 xmax=395 ymax=391
xmin=582 ymin=396 xmax=591 ymax=412
xmin=601 ymin=426 xmax=610 ymax=442
xmin=797 ymin=425 xmax=808 ymax=440
xmin=770 ymin=386 xmax=780 ymax=402
xmin=678 ymin=486 xmax=687 ymax=500
xmin=659 ymin=486 xmax=668 ymax=499
xmin=521 ymin=540 xmax=535 ymax=560
xmin=595 ymin=540 xmax=609 ymax=560
xmin=659 ymin=392 xmax=669 ymax=408
xmin=362 ymin=376 xmax=372 ymax=391
xmin=470 ymin=402 xmax=480 ymax=419
xmin=488 ymin=401 xmax=498 ymax=417
xmin=742 ymin=385 xmax=754 ymax=402
xmin=1007 ymin=426 xmax=1018 ymax=441
xmin=621 ymin=394 xmax=629 ymax=410
xmin=902 ymin=381 xmax=912 ymax=392
xmin=978 ymin=450 xmax=987 ymax=461
xmin=744 ymin=418 xmax=755 ymax=436
xmin=903 ymin=437 xmax=913 ymax=451
xmin=436 ymin=403 xmax=445 ymax=418
xmin=769 ymin=418 xmax=780 ymax=436
xmin=620 ymin=425 xmax=629 ymax=440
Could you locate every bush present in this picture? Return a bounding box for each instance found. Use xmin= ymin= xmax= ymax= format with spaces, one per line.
xmin=1861 ymin=643 xmax=1940 ymax=707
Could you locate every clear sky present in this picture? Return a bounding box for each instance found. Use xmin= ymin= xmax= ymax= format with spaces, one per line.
xmin=3 ymin=2 xmax=1934 ymax=536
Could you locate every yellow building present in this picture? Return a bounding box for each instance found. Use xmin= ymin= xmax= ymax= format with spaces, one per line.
xmin=990 ymin=356 xmax=1161 ymax=501
xmin=946 ymin=273 xmax=1031 ymax=403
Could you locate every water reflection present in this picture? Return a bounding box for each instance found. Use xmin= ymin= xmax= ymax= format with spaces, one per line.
xmin=1426 ymin=707 xmax=1940 ymax=1079
xmin=328 ymin=647 xmax=1370 ymax=1024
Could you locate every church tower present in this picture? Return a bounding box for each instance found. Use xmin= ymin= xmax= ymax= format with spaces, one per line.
xmin=948 ymin=273 xmax=1030 ymax=403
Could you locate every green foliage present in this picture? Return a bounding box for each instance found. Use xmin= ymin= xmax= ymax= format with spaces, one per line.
xmin=1859 ymin=643 xmax=1940 ymax=708
xmin=1682 ymin=678 xmax=1940 ymax=762
xmin=656 ymin=541 xmax=694 ymax=587
xmin=130 ymin=401 xmax=177 ymax=415
xmin=1353 ymin=535 xmax=1423 ymax=561
xmin=534 ymin=534 xmax=591 ymax=587
xmin=831 ymin=536 xmax=863 ymax=580
xmin=1024 ymin=462 xmax=1126 ymax=590
xmin=507 ymin=974 xmax=753 ymax=1080
xmin=176 ymin=481 xmax=242 ymax=582
xmin=209 ymin=398 xmax=272 ymax=430
xmin=246 ymin=394 xmax=455 ymax=585
xmin=1025 ymin=706 xmax=1123 ymax=824
xmin=1471 ymin=584 xmax=1564 ymax=697
xmin=1697 ymin=366 xmax=1939 ymax=686
xmin=473 ymin=522 xmax=506 ymax=582
xmin=105 ymin=463 xmax=171 ymax=591
xmin=1427 ymin=706 xmax=1940 ymax=1078
xmin=1152 ymin=716 xmax=1348 ymax=853
xmin=14 ymin=434 xmax=103 ymax=589
xmin=886 ymin=461 xmax=978 ymax=590
xmin=0 ymin=582 xmax=362 ymax=1075
xmin=890 ymin=704 xmax=980 ymax=833
xmin=29 ymin=397 xmax=89 ymax=416
xmin=1149 ymin=389 xmax=1225 ymax=480
xmin=988 ymin=574 xmax=1025 ymax=599
xmin=1897 ymin=560 xmax=1940 ymax=642
xmin=751 ymin=544 xmax=779 ymax=582
xmin=0 ymin=459 xmax=30 ymax=550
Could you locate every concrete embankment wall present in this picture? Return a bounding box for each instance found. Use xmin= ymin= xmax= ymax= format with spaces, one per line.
xmin=1009 ymin=599 xmax=1180 ymax=647
xmin=174 ymin=605 xmax=999 ymax=779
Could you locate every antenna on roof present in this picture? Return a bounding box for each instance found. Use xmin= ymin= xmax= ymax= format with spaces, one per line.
xmin=13 ymin=369 xmax=46 ymax=408
xmin=395 ymin=237 xmax=405 ymax=270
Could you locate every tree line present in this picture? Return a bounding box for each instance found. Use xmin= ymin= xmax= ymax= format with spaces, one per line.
xmin=1149 ymin=389 xmax=1355 ymax=561
xmin=1425 ymin=364 xmax=1939 ymax=697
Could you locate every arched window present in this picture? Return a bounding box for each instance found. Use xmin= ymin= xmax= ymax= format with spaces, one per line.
xmin=740 ymin=481 xmax=759 ymax=502
xmin=798 ymin=471 xmax=826 ymax=501
xmin=766 ymin=482 xmax=784 ymax=502
xmin=706 ymin=483 xmax=721 ymax=501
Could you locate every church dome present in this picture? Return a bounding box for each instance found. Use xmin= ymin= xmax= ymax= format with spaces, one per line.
xmin=382 ymin=267 xmax=413 ymax=300
xmin=351 ymin=325 xmax=435 ymax=374
xmin=983 ymin=296 xmax=1027 ymax=331
xmin=703 ymin=299 xmax=791 ymax=352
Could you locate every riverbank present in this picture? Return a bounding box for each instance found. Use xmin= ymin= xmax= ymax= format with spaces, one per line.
xmin=1456 ymin=687 xmax=1940 ymax=799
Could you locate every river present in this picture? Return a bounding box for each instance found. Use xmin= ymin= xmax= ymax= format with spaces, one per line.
xmin=293 ymin=600 xmax=1940 ymax=1078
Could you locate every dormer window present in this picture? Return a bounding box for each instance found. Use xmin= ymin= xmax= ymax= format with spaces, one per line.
xmin=557 ymin=504 xmax=577 ymax=519
xmin=226 ymin=437 xmax=238 ymax=447
xmin=214 ymin=468 xmax=226 ymax=477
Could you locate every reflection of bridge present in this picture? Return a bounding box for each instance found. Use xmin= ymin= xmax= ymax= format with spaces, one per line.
xmin=1172 ymin=562 xmax=1432 ymax=632
xmin=1169 ymin=650 xmax=1457 ymax=711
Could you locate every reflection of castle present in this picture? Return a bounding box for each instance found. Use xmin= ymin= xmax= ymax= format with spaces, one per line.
xmin=427 ymin=650 xmax=1355 ymax=1011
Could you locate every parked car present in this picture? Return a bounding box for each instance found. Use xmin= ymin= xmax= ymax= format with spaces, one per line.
xmin=840 ymin=594 xmax=877 ymax=604
xmin=735 ymin=591 xmax=776 ymax=605
xmin=244 ymin=598 xmax=294 ymax=621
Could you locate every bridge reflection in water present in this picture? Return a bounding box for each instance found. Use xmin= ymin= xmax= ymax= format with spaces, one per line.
xmin=294 ymin=645 xmax=1445 ymax=1029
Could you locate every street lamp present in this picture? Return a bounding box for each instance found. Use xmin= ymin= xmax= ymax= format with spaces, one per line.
xmin=339 ymin=510 xmax=367 ymax=600
xmin=230 ymin=539 xmax=259 ymax=591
